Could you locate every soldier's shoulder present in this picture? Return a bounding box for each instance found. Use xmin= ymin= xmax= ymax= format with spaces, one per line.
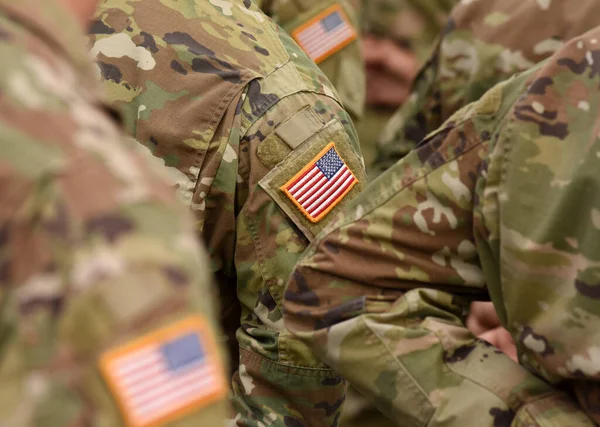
xmin=93 ymin=0 xmax=292 ymax=79
xmin=230 ymin=0 xmax=341 ymax=99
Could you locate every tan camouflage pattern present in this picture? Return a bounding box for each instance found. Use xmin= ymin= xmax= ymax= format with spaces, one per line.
xmin=284 ymin=25 xmax=600 ymax=426
xmin=89 ymin=0 xmax=366 ymax=426
xmin=257 ymin=0 xmax=366 ymax=120
xmin=0 ymin=0 xmax=229 ymax=425
xmin=371 ymin=0 xmax=600 ymax=177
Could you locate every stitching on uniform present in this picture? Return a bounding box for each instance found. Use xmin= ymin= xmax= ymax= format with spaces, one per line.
xmin=238 ymin=346 xmax=342 ymax=376
xmin=241 ymin=204 xmax=286 ymax=316
xmin=190 ymin=71 xmax=253 ymax=207
xmin=280 ymin=142 xmax=359 ymax=223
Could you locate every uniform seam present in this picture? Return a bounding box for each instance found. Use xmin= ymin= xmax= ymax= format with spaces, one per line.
xmin=194 ymin=71 xmax=254 ymax=178
xmin=240 ymin=209 xmax=285 ymax=317
xmin=238 ymin=346 xmax=342 ymax=376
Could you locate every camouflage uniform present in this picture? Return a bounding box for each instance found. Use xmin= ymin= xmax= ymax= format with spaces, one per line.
xmin=0 ymin=0 xmax=228 ymax=425
xmin=284 ymin=25 xmax=600 ymax=426
xmin=371 ymin=0 xmax=600 ymax=177
xmin=90 ymin=1 xmax=366 ymax=426
xmin=257 ymin=0 xmax=366 ymax=121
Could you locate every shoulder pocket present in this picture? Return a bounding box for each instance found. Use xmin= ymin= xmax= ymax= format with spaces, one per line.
xmin=259 ymin=118 xmax=366 ymax=241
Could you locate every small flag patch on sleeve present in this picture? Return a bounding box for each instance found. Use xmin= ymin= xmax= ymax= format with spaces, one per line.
xmin=292 ymin=4 xmax=357 ymax=64
xmin=281 ymin=142 xmax=358 ymax=223
xmin=99 ymin=317 xmax=226 ymax=427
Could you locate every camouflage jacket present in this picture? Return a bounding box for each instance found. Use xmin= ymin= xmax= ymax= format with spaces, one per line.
xmin=0 ymin=1 xmax=228 ymax=425
xmin=90 ymin=1 xmax=366 ymax=426
xmin=284 ymin=25 xmax=600 ymax=426
xmin=371 ymin=0 xmax=600 ymax=177
xmin=257 ymin=0 xmax=366 ymax=120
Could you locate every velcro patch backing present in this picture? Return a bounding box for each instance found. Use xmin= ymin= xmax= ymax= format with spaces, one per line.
xmin=99 ymin=317 xmax=226 ymax=427
xmin=292 ymin=3 xmax=357 ymax=64
xmin=276 ymin=106 xmax=324 ymax=150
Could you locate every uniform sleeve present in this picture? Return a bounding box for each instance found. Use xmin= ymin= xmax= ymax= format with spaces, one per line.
xmin=225 ymin=78 xmax=367 ymax=427
xmin=283 ymin=78 xmax=594 ymax=426
xmin=0 ymin=102 xmax=228 ymax=425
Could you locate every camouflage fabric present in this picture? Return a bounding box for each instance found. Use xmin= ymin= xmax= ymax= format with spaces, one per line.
xmin=90 ymin=1 xmax=366 ymax=426
xmin=371 ymin=0 xmax=600 ymax=177
xmin=257 ymin=0 xmax=366 ymax=120
xmin=284 ymin=25 xmax=600 ymax=426
xmin=0 ymin=0 xmax=229 ymax=425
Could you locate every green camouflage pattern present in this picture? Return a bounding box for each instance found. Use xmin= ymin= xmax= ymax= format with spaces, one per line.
xmin=284 ymin=25 xmax=600 ymax=426
xmin=90 ymin=1 xmax=366 ymax=426
xmin=0 ymin=0 xmax=229 ymax=425
xmin=257 ymin=0 xmax=366 ymax=120
xmin=371 ymin=0 xmax=600 ymax=177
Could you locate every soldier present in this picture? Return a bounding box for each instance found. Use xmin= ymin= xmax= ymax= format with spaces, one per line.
xmin=371 ymin=0 xmax=600 ymax=177
xmin=284 ymin=25 xmax=600 ymax=426
xmin=360 ymin=4 xmax=600 ymax=420
xmin=257 ymin=0 xmax=365 ymax=123
xmin=0 ymin=0 xmax=228 ymax=425
xmin=90 ymin=1 xmax=366 ymax=426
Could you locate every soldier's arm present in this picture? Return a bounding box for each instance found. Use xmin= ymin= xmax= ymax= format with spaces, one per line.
xmin=0 ymin=110 xmax=228 ymax=425
xmin=283 ymin=71 xmax=594 ymax=426
xmin=227 ymin=60 xmax=366 ymax=425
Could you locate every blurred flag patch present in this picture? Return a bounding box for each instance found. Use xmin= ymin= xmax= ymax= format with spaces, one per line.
xmin=292 ymin=4 xmax=357 ymax=64
xmin=100 ymin=317 xmax=225 ymax=427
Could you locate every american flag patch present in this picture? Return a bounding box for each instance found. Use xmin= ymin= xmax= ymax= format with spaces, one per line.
xmin=281 ymin=142 xmax=358 ymax=223
xmin=99 ymin=317 xmax=226 ymax=427
xmin=292 ymin=4 xmax=357 ymax=64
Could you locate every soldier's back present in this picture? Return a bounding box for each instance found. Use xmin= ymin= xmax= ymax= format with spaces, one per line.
xmin=0 ymin=1 xmax=228 ymax=425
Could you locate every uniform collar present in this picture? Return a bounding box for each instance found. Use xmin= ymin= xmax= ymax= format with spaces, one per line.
xmin=0 ymin=0 xmax=93 ymax=78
